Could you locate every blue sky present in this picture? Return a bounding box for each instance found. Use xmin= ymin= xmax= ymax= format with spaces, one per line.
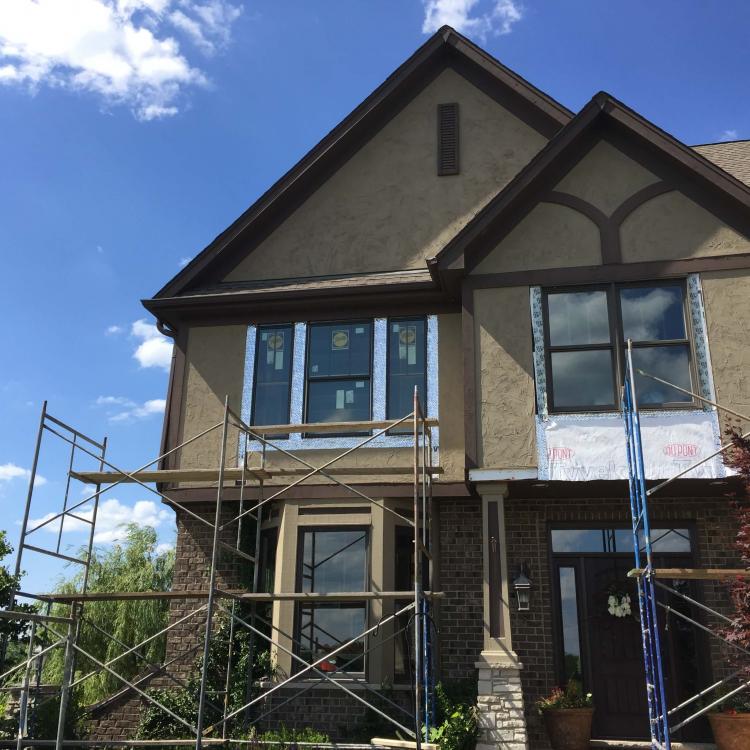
xmin=1 ymin=0 xmax=748 ymax=594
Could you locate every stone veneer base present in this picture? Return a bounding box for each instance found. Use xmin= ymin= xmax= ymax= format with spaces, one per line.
xmin=476 ymin=658 xmax=529 ymax=750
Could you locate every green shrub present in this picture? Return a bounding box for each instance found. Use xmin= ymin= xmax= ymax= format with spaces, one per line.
xmin=428 ymin=681 xmax=478 ymax=750
xmin=136 ymin=613 xmax=275 ymax=740
xmin=243 ymin=724 xmax=330 ymax=747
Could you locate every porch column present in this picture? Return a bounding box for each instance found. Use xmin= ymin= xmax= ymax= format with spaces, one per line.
xmin=475 ymin=482 xmax=528 ymax=750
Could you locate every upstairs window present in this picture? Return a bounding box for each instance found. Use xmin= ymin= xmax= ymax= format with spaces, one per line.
xmin=252 ymin=325 xmax=293 ymax=426
xmin=387 ymin=318 xmax=427 ymax=420
xmin=543 ymin=282 xmax=694 ymax=412
xmin=305 ymin=321 xmax=372 ymax=425
xmin=241 ymin=316 xmax=438 ymax=450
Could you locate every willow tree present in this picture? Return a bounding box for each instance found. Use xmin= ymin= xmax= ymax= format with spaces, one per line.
xmin=43 ymin=524 xmax=174 ymax=707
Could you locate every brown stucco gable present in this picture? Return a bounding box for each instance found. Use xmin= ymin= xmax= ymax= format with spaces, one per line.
xmin=434 ymin=91 xmax=750 ymax=287
xmin=145 ymin=26 xmax=572 ymax=305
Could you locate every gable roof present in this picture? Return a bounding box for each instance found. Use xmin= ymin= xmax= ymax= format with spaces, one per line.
xmin=694 ymin=139 xmax=750 ymax=186
xmin=434 ymin=91 xmax=750 ymax=278
xmin=147 ymin=26 xmax=572 ymax=303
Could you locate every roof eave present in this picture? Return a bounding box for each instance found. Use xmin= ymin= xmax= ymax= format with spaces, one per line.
xmin=152 ymin=26 xmax=573 ymax=301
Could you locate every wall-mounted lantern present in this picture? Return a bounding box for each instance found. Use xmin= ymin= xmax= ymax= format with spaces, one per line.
xmin=513 ymin=566 xmax=532 ymax=611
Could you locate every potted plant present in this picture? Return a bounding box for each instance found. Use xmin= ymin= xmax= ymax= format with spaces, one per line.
xmin=537 ymin=679 xmax=593 ymax=750
xmin=708 ymin=692 xmax=750 ymax=750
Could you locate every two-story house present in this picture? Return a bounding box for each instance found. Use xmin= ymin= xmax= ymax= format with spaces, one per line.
xmin=122 ymin=25 xmax=750 ymax=749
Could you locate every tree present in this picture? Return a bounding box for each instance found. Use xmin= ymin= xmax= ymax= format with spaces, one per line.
xmin=0 ymin=530 xmax=34 ymax=670
xmin=722 ymin=426 xmax=750 ymax=663
xmin=42 ymin=524 xmax=174 ymax=707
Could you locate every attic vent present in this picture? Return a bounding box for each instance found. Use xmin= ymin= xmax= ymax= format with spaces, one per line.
xmin=437 ymin=102 xmax=459 ymax=176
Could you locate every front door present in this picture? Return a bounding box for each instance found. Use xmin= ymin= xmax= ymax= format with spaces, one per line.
xmin=551 ymin=526 xmax=709 ymax=741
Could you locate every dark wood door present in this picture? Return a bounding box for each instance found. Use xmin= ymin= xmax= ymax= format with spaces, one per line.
xmin=584 ymin=557 xmax=648 ymax=738
xmin=580 ymin=555 xmax=707 ymax=741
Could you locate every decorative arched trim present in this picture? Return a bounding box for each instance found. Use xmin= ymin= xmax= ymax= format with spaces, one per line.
xmin=540 ymin=183 xmax=676 ymax=266
xmin=544 ymin=191 xmax=608 ymax=228
xmin=610 ymin=181 xmax=674 ymax=228
xmin=542 ymin=191 xmax=617 ymax=265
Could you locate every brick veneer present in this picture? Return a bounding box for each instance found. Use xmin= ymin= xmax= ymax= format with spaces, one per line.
xmin=505 ymin=492 xmax=739 ymax=750
xmin=436 ymin=497 xmax=485 ymax=681
xmin=164 ymin=501 xmax=248 ymax=680
xmin=86 ymin=496 xmax=485 ymax=740
xmin=85 ymin=490 xmax=740 ymax=747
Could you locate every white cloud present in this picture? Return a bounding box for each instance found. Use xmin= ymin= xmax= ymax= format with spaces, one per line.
xmin=0 ymin=463 xmax=47 ymax=486
xmin=96 ymin=395 xmax=133 ymax=406
xmin=720 ymin=129 xmax=739 ymax=141
xmin=28 ymin=498 xmax=171 ymax=544
xmin=156 ymin=541 xmax=175 ymax=555
xmin=422 ymin=0 xmax=523 ymax=38
xmin=0 ymin=0 xmax=242 ymax=120
xmin=178 ymin=256 xmax=192 ymax=267
xmin=106 ymin=324 xmax=123 ymax=335
xmin=131 ymin=319 xmax=173 ymax=371
xmin=170 ymin=3 xmax=242 ymax=55
xmin=95 ymin=395 xmax=166 ymax=421
xmin=111 ymin=398 xmax=166 ymax=422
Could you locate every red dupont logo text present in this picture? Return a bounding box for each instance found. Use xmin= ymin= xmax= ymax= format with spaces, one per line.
xmin=548 ymin=446 xmax=574 ymax=461
xmin=663 ymin=443 xmax=700 ymax=458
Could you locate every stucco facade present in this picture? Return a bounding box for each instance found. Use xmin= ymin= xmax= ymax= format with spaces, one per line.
xmin=117 ymin=24 xmax=750 ymax=750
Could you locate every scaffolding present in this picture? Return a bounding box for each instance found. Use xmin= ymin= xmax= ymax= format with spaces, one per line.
xmin=622 ymin=341 xmax=750 ymax=750
xmin=0 ymin=389 xmax=440 ymax=750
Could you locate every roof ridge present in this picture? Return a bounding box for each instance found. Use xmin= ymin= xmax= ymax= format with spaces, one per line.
xmin=693 ymin=138 xmax=750 ymax=148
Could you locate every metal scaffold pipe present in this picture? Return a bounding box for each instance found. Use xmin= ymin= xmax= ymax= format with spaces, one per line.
xmin=2 ymin=398 xmax=440 ymax=750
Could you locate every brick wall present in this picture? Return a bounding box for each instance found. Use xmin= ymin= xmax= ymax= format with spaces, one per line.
xmin=255 ymin=686 xmax=414 ymax=739
xmin=163 ymin=500 xmax=249 ymax=681
xmin=84 ymin=496 xmax=484 ymax=740
xmin=504 ymin=493 xmax=739 ymax=749
xmin=436 ymin=497 xmax=484 ymax=682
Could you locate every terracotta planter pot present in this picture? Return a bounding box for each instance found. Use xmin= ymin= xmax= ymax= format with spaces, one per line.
xmin=542 ymin=708 xmax=594 ymax=750
xmin=709 ymin=712 xmax=750 ymax=750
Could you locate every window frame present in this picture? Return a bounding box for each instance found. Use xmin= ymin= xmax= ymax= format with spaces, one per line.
xmin=251 ymin=323 xmax=295 ymax=428
xmin=303 ymin=319 xmax=374 ymax=435
xmin=293 ymin=524 xmax=370 ymax=677
xmin=385 ymin=315 xmax=429 ymax=423
xmin=542 ymin=280 xmax=697 ymax=413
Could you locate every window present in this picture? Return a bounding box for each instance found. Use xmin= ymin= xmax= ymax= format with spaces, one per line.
xmin=544 ymin=282 xmax=694 ymax=411
xmin=305 ymin=322 xmax=372 ymax=427
xmin=252 ymin=325 xmax=293 ymax=427
xmin=551 ymin=527 xmax=692 ymax=554
xmin=557 ymin=567 xmax=582 ymax=683
xmin=241 ymin=316 xmax=438 ymax=449
xmin=296 ymin=528 xmax=368 ymax=674
xmin=387 ymin=318 xmax=427 ymax=422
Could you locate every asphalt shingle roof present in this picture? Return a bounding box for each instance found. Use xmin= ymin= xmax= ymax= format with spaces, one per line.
xmin=693 ymin=140 xmax=750 ymax=187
